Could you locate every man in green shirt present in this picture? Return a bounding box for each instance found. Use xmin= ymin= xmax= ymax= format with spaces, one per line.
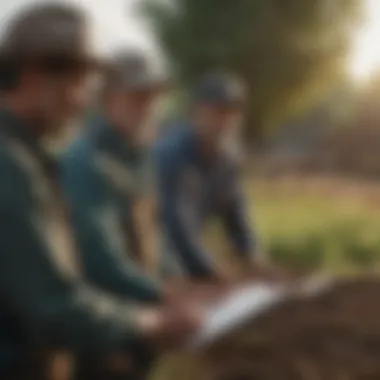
xmin=60 ymin=51 xmax=165 ymax=304
xmin=0 ymin=3 xmax=200 ymax=379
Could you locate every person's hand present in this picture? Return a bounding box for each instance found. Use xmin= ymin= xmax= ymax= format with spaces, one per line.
xmin=241 ymin=260 xmax=293 ymax=284
xmin=162 ymin=277 xmax=190 ymax=301
xmin=105 ymin=355 xmax=133 ymax=373
xmin=163 ymin=277 xmax=233 ymax=305
xmin=213 ymin=268 xmax=239 ymax=286
xmin=138 ymin=301 xmax=203 ymax=350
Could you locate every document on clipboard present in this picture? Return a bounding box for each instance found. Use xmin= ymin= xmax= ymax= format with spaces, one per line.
xmin=187 ymin=283 xmax=285 ymax=348
xmin=188 ymin=276 xmax=332 ymax=349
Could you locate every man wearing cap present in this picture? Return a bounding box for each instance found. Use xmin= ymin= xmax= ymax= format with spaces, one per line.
xmin=155 ymin=72 xmax=263 ymax=280
xmin=0 ymin=3 xmax=200 ymax=379
xmin=60 ymin=50 xmax=165 ymax=305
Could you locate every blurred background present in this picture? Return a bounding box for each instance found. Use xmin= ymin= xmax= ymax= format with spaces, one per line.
xmin=2 ymin=0 xmax=380 ymax=274
xmin=140 ymin=0 xmax=380 ymax=276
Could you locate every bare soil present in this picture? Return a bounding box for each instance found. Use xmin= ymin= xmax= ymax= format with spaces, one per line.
xmin=203 ymin=276 xmax=380 ymax=380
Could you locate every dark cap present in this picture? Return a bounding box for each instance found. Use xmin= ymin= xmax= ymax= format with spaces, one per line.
xmin=192 ymin=71 xmax=247 ymax=106
xmin=104 ymin=50 xmax=166 ymax=92
xmin=0 ymin=2 xmax=104 ymax=70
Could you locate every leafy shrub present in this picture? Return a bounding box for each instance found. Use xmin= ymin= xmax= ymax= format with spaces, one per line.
xmin=268 ymin=234 xmax=325 ymax=272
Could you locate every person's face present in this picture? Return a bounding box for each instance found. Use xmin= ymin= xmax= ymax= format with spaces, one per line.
xmin=106 ymin=87 xmax=160 ymax=142
xmin=194 ymin=102 xmax=244 ymax=145
xmin=22 ymin=63 xmax=94 ymax=135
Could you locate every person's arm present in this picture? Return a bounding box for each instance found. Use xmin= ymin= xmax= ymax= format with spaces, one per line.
xmin=127 ymin=152 xmax=160 ymax=278
xmin=220 ymin=174 xmax=260 ymax=264
xmin=0 ymin=149 xmax=202 ymax=356
xmin=60 ymin=155 xmax=161 ymax=303
xmin=155 ymin=147 xmax=216 ymax=279
xmin=0 ymin=152 xmax=145 ymax=355
xmin=131 ymin=197 xmax=160 ymax=278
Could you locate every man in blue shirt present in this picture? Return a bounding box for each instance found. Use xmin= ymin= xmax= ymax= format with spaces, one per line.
xmin=155 ymin=72 xmax=262 ymax=280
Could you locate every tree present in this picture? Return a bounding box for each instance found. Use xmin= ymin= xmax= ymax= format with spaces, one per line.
xmin=141 ymin=0 xmax=361 ymax=142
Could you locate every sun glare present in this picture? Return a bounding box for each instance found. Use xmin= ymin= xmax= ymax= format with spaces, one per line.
xmin=348 ymin=0 xmax=380 ymax=82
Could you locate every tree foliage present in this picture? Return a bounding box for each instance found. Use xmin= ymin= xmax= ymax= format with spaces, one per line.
xmin=141 ymin=0 xmax=361 ymax=140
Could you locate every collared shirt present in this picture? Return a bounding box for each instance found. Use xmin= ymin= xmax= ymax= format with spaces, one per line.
xmin=155 ymin=121 xmax=257 ymax=278
xmin=60 ymin=113 xmax=161 ymax=302
xmin=0 ymin=108 xmax=148 ymax=373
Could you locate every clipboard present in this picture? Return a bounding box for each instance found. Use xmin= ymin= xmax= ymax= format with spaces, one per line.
xmin=187 ymin=276 xmax=332 ymax=349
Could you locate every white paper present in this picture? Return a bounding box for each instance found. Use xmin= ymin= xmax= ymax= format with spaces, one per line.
xmin=188 ymin=283 xmax=285 ymax=349
xmin=187 ymin=276 xmax=333 ymax=349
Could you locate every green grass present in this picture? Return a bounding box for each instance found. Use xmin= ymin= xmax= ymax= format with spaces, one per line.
xmin=250 ymin=181 xmax=380 ymax=272
xmin=205 ymin=179 xmax=380 ymax=273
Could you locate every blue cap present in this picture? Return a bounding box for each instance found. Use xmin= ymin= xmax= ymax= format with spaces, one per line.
xmin=192 ymin=71 xmax=246 ymax=106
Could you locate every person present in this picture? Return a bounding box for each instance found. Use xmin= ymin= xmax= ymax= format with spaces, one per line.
xmin=60 ymin=50 xmax=164 ymax=304
xmin=155 ymin=72 xmax=264 ymax=281
xmin=0 ymin=3 xmax=200 ymax=379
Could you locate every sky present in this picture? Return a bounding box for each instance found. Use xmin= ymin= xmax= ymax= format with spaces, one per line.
xmin=347 ymin=0 xmax=380 ymax=82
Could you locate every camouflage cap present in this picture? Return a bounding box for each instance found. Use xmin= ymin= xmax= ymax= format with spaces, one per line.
xmin=104 ymin=49 xmax=167 ymax=91
xmin=192 ymin=71 xmax=247 ymax=106
xmin=0 ymin=2 xmax=104 ymax=69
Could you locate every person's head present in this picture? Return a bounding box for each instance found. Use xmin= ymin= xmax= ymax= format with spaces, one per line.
xmin=101 ymin=50 xmax=166 ymax=143
xmin=191 ymin=72 xmax=246 ymax=148
xmin=0 ymin=2 xmax=103 ymax=136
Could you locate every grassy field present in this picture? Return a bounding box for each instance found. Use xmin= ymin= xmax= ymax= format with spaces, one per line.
xmin=251 ymin=178 xmax=380 ymax=273
xmin=152 ymin=177 xmax=380 ymax=380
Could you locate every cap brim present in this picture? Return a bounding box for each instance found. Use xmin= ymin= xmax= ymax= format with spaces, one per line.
xmin=68 ymin=53 xmax=111 ymax=72
xmin=196 ymin=96 xmax=246 ymax=108
xmin=0 ymin=46 xmax=110 ymax=73
xmin=122 ymin=76 xmax=170 ymax=92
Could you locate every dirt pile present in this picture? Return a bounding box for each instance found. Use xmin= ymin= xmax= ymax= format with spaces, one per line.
xmin=204 ymin=277 xmax=380 ymax=380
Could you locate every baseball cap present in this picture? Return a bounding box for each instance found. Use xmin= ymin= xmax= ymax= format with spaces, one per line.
xmin=0 ymin=2 xmax=105 ymax=71
xmin=104 ymin=50 xmax=167 ymax=92
xmin=192 ymin=71 xmax=247 ymax=106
